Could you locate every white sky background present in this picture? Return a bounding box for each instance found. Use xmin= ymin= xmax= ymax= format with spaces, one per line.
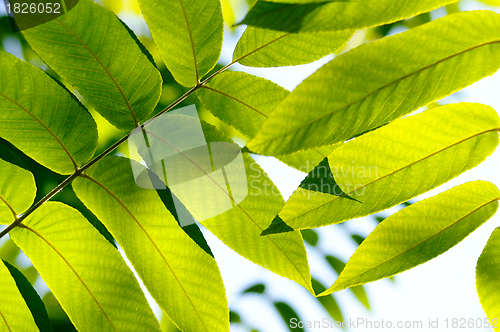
xmin=1 ymin=1 xmax=500 ymax=331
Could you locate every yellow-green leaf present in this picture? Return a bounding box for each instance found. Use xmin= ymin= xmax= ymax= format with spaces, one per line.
xmin=138 ymin=0 xmax=224 ymax=87
xmin=0 ymin=260 xmax=39 ymax=332
xmin=322 ymin=181 xmax=500 ymax=295
xmin=22 ymin=0 xmax=162 ymax=130
xmin=0 ymin=51 xmax=98 ymax=174
xmin=197 ymin=71 xmax=340 ymax=172
xmin=233 ymin=27 xmax=353 ymax=67
xmin=73 ymin=156 xmax=229 ymax=332
xmin=10 ymin=202 xmax=162 ymax=332
xmin=248 ymin=10 xmax=500 ymax=155
xmin=268 ymin=103 xmax=499 ymax=233
xmin=477 ymin=227 xmax=500 ymax=323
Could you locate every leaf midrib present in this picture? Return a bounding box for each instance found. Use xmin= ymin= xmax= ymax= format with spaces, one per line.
xmin=81 ymin=174 xmax=210 ymax=332
xmin=233 ymin=30 xmax=290 ymax=64
xmin=0 ymin=195 xmax=17 ymax=220
xmin=324 ymin=196 xmax=500 ymax=294
xmin=0 ymin=92 xmax=78 ymax=171
xmin=178 ymin=0 xmax=199 ymax=83
xmin=54 ymin=16 xmax=140 ymax=127
xmin=279 ymin=127 xmax=500 ymax=226
xmin=19 ymin=224 xmax=118 ymax=331
xmin=259 ymin=39 xmax=500 ymax=145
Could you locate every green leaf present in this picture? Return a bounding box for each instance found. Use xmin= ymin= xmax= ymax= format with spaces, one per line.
xmin=3 ymin=261 xmax=53 ymax=332
xmin=161 ymin=314 xmax=181 ymax=332
xmin=311 ymin=278 xmax=343 ymax=322
xmin=476 ymin=227 xmax=500 ymax=322
xmin=243 ymin=284 xmax=266 ymax=294
xmin=0 ymin=239 xmax=21 ymax=266
xmin=267 ymin=103 xmax=500 ymax=232
xmin=247 ymin=10 xmax=500 ymax=155
xmin=239 ymin=0 xmax=457 ymax=32
xmin=198 ymin=71 xmax=289 ymax=138
xmin=322 ymin=181 xmax=500 ymax=295
xmin=10 ymin=202 xmax=162 ymax=332
xmin=204 ymin=124 xmax=314 ymax=293
xmin=301 ymin=229 xmax=318 ymax=246
xmin=140 ymin=116 xmax=313 ymax=293
xmin=197 ymin=71 xmax=340 ymax=171
xmin=0 ymin=260 xmax=39 ymax=331
xmin=138 ymin=0 xmax=223 ymax=87
xmin=22 ymin=0 xmax=162 ymax=130
xmin=229 ymin=311 xmax=241 ymax=323
xmin=297 ymin=157 xmax=351 ymax=197
xmin=351 ymin=234 xmax=365 ymax=246
xmin=233 ymin=26 xmax=353 ymax=67
xmin=274 ymin=302 xmax=304 ymax=332
xmin=73 ymin=156 xmax=229 ymax=332
xmin=325 ymin=256 xmax=370 ymax=309
xmin=0 ymin=51 xmax=98 ymax=174
xmin=276 ymin=143 xmax=342 ymax=173
xmin=0 ymin=146 xmax=36 ymax=224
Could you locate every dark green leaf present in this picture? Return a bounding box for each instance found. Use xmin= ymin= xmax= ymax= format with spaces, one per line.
xmin=3 ymin=260 xmax=53 ymax=332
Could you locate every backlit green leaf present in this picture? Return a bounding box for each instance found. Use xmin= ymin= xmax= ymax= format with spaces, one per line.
xmin=197 ymin=71 xmax=340 ymax=171
xmin=233 ymin=27 xmax=353 ymax=67
xmin=138 ymin=0 xmax=223 ymax=87
xmin=276 ymin=144 xmax=342 ymax=173
xmin=248 ymin=10 xmax=500 ymax=155
xmin=266 ymin=103 xmax=500 ymax=232
xmin=0 ymin=146 xmax=36 ymax=224
xmin=321 ymin=181 xmax=500 ymax=295
xmin=198 ymin=71 xmax=289 ymax=138
xmin=274 ymin=302 xmax=304 ymax=332
xmin=201 ymin=151 xmax=314 ymax=293
xmin=3 ymin=261 xmax=53 ymax=332
xmin=311 ymin=278 xmax=343 ymax=322
xmin=0 ymin=260 xmax=39 ymax=332
xmin=324 ymin=256 xmax=370 ymax=309
xmin=476 ymin=227 xmax=500 ymax=322
xmin=22 ymin=0 xmax=162 ymax=130
xmin=10 ymin=202 xmax=162 ymax=332
xmin=73 ymin=156 xmax=229 ymax=332
xmin=135 ymin=116 xmax=314 ymax=293
xmin=0 ymin=51 xmax=98 ymax=174
xmin=240 ymin=0 xmax=457 ymax=32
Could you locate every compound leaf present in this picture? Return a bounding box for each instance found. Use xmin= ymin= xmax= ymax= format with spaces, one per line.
xmin=22 ymin=0 xmax=162 ymax=130
xmin=266 ymin=103 xmax=500 ymax=232
xmin=138 ymin=0 xmax=224 ymax=87
xmin=322 ymin=181 xmax=500 ymax=295
xmin=248 ymin=11 xmax=500 ymax=155
xmin=0 ymin=51 xmax=98 ymax=174
xmin=10 ymin=202 xmax=162 ymax=332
